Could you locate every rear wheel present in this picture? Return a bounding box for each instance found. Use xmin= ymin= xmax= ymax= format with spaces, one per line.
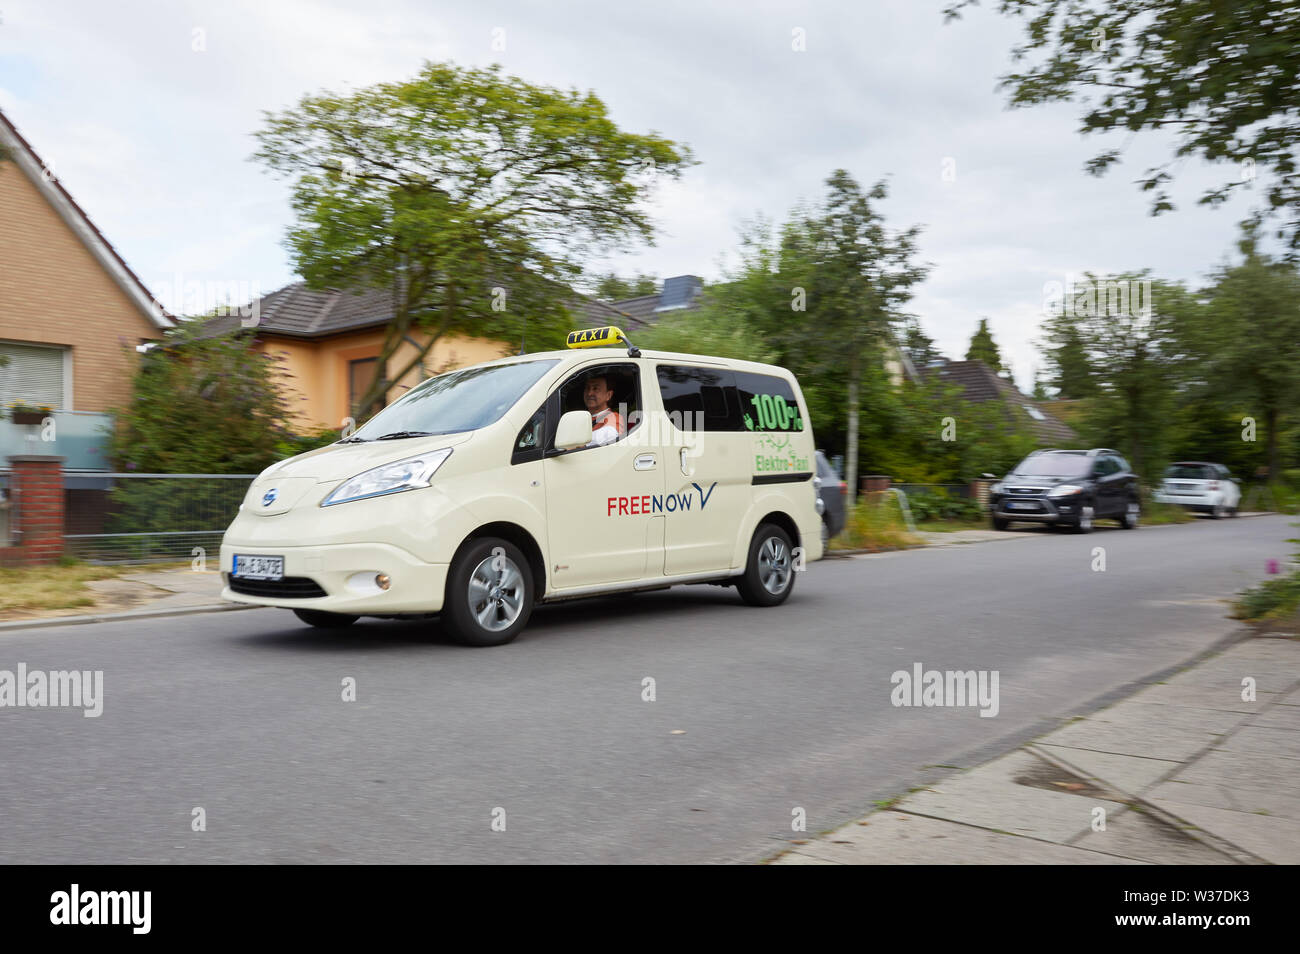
xmin=1120 ymin=500 xmax=1140 ymax=529
xmin=443 ymin=538 xmax=534 ymax=647
xmin=736 ymin=524 xmax=796 ymax=607
xmin=293 ymin=608 xmax=359 ymax=628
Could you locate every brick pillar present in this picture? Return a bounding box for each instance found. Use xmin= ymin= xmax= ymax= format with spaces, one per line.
xmin=970 ymin=478 xmax=992 ymax=509
xmin=7 ymin=455 xmax=65 ymax=565
xmin=860 ymin=474 xmax=891 ymax=498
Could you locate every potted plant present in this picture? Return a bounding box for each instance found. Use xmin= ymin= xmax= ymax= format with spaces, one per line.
xmin=7 ymin=401 xmax=53 ymax=425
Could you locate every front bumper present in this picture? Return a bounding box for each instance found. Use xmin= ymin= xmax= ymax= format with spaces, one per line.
xmin=992 ymin=494 xmax=1083 ymax=523
xmin=219 ymin=541 xmax=449 ymax=615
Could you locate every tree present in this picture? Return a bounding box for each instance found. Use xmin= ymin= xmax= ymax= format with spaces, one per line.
xmin=965 ymin=318 xmax=1006 ymax=375
xmin=253 ymin=62 xmax=693 ymax=416
xmin=590 ymin=272 xmax=658 ymax=301
xmin=1044 ymin=272 xmax=1195 ymax=479
xmin=1196 ymin=229 xmax=1300 ymax=480
xmin=1042 ymin=320 xmax=1098 ymax=398
xmin=901 ymin=317 xmax=944 ymax=367
xmin=778 ymin=172 xmax=929 ymax=502
xmin=108 ymin=321 xmax=295 ymax=474
xmin=947 ymin=0 xmax=1300 ymax=250
xmin=1030 ymin=369 xmax=1049 ymax=401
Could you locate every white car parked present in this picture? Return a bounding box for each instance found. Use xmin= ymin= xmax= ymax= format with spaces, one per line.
xmin=1154 ymin=461 xmax=1241 ymax=518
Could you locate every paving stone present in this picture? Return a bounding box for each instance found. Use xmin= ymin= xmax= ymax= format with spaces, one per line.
xmin=1213 ymin=724 xmax=1300 ymax=761
xmin=769 ymin=811 xmax=1145 ymax=865
xmin=1130 ymin=680 xmax=1279 ymax=713
xmin=1040 ymin=718 xmax=1218 ymax=763
xmin=1068 ymin=807 xmax=1237 ymax=865
xmin=1143 ymin=797 xmax=1300 ymax=864
xmin=897 ymin=750 xmax=1128 ymax=845
xmin=1035 ymin=744 xmax=1181 ymax=795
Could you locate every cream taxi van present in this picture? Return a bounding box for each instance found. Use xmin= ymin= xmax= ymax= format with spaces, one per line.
xmin=220 ymin=328 xmax=823 ymax=646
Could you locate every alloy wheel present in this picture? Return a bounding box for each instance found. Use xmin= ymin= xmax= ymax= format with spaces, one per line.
xmin=467 ymin=553 xmax=526 ymax=632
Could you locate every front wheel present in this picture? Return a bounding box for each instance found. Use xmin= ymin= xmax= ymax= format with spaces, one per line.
xmin=1073 ymin=504 xmax=1095 ymax=533
xmin=991 ymin=515 xmax=1009 ymax=531
xmin=293 ymin=608 xmax=359 ymax=628
xmin=443 ymin=538 xmax=534 ymax=647
xmin=736 ymin=524 xmax=796 ymax=607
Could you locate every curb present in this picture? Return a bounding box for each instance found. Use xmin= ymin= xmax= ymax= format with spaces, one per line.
xmin=0 ymin=601 xmax=263 ymax=633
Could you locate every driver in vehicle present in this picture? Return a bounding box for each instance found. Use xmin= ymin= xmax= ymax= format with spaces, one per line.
xmin=583 ymin=374 xmax=626 ymax=446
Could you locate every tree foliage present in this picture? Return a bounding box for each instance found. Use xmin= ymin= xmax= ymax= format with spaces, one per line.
xmin=965 ymin=317 xmax=1006 ymax=375
xmin=108 ymin=321 xmax=295 ymax=474
xmin=590 ymin=272 xmax=658 ymax=301
xmin=253 ymin=61 xmax=693 ymax=415
xmin=946 ymin=0 xmax=1300 ymax=250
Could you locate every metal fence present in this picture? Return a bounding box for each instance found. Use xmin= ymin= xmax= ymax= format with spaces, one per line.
xmin=64 ymin=473 xmax=256 ymax=564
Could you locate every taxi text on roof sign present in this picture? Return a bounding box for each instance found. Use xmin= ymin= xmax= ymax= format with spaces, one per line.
xmin=566 ymin=326 xmax=626 ymax=349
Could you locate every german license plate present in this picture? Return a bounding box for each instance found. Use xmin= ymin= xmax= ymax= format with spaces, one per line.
xmin=1007 ymin=501 xmax=1036 ymax=510
xmin=233 ymin=555 xmax=284 ymax=581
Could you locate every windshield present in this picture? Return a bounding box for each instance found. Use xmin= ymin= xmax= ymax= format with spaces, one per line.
xmin=347 ymin=359 xmax=558 ymax=442
xmin=1012 ymin=454 xmax=1091 ymax=478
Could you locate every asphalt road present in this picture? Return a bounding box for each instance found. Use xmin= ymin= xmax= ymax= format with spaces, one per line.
xmin=0 ymin=514 xmax=1292 ymax=864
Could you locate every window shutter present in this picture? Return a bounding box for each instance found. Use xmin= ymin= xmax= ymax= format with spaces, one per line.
xmin=0 ymin=343 xmax=66 ymax=408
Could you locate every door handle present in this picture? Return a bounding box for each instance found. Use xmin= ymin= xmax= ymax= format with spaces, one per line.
xmin=634 ymin=454 xmax=656 ymax=471
xmin=679 ymin=447 xmax=693 ymax=476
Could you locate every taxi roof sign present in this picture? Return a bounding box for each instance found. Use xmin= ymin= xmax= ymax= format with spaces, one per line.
xmin=566 ymin=326 xmax=627 ymax=349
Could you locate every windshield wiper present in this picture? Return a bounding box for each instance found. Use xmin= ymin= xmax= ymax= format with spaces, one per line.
xmin=374 ymin=430 xmax=438 ymax=440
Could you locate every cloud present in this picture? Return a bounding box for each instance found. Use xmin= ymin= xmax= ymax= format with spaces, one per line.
xmin=0 ymin=0 xmax=1267 ymax=382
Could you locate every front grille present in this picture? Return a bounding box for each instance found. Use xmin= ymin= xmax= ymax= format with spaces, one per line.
xmin=1008 ymin=487 xmax=1046 ymax=496
xmin=229 ymin=576 xmax=328 ymax=599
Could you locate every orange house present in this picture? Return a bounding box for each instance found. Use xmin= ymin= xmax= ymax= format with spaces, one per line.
xmin=202 ymin=282 xmax=633 ymax=433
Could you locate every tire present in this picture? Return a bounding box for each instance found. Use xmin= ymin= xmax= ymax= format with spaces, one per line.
xmin=992 ymin=515 xmax=1010 ymax=531
xmin=442 ymin=537 xmax=534 ymax=647
xmin=1211 ymin=501 xmax=1224 ymax=519
xmin=821 ymin=517 xmax=831 ymax=553
xmin=1230 ymin=505 xmax=1239 ymax=517
xmin=1073 ymin=503 xmax=1095 ymax=534
xmin=736 ymin=524 xmax=797 ymax=607
xmin=293 ymin=608 xmax=359 ymax=628
xmin=1120 ymin=500 xmax=1139 ymax=529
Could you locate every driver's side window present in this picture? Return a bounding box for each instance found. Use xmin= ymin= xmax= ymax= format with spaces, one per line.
xmin=551 ymin=363 xmax=641 ymax=452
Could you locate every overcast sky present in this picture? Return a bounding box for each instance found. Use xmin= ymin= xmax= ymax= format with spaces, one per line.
xmin=0 ymin=0 xmax=1267 ymax=387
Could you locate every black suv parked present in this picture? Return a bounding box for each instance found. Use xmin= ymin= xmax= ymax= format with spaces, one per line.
xmin=989 ymin=448 xmax=1140 ymax=533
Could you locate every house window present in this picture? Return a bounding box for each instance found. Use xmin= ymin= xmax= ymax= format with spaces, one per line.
xmin=348 ymin=357 xmax=385 ymax=418
xmin=0 ymin=342 xmax=67 ymax=410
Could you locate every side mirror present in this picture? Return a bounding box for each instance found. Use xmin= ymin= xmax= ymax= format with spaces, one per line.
xmin=981 ymin=473 xmax=996 ymax=480
xmin=555 ymin=410 xmax=593 ymax=451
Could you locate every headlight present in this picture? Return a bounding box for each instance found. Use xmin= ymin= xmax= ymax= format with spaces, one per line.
xmin=1047 ymin=484 xmax=1083 ymax=498
xmin=989 ymin=482 xmax=1003 ymax=494
xmin=321 ymin=449 xmax=453 ymax=507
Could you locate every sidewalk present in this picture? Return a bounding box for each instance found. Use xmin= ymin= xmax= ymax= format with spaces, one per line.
xmin=769 ymin=633 xmax=1300 ymax=865
xmin=0 ymin=568 xmax=246 ymax=630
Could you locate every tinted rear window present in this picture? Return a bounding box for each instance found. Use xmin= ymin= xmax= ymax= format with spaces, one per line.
xmin=656 ymin=366 xmax=806 ymax=433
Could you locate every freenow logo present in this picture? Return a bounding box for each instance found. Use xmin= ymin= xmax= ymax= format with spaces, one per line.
xmin=608 ymin=481 xmax=717 ymax=516
xmin=890 ymin=663 xmax=1000 ymax=718
xmin=50 ymin=884 xmax=151 ymax=934
xmin=0 ymin=664 xmax=103 ymax=717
